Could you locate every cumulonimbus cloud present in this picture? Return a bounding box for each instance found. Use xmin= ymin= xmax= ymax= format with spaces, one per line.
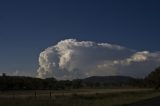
xmin=37 ymin=39 xmax=160 ymax=80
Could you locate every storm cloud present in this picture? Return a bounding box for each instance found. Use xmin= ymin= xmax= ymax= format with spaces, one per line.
xmin=37 ymin=39 xmax=160 ymax=80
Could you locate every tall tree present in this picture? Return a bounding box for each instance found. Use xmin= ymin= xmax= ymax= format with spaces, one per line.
xmin=145 ymin=67 xmax=160 ymax=89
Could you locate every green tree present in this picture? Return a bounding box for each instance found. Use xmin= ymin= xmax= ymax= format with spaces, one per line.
xmin=145 ymin=67 xmax=160 ymax=89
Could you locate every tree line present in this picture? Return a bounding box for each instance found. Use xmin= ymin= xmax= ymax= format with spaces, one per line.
xmin=0 ymin=66 xmax=160 ymax=91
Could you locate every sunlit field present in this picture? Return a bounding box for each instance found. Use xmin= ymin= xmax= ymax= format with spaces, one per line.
xmin=0 ymin=88 xmax=160 ymax=106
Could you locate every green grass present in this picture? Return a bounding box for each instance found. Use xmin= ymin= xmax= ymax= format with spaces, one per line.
xmin=0 ymin=89 xmax=159 ymax=106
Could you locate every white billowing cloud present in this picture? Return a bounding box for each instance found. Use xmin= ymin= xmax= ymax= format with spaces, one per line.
xmin=37 ymin=39 xmax=160 ymax=80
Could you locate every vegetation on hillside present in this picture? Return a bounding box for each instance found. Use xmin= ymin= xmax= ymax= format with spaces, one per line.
xmin=0 ymin=66 xmax=160 ymax=91
xmin=145 ymin=66 xmax=160 ymax=89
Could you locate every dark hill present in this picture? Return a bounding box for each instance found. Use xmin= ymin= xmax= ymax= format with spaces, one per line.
xmin=82 ymin=76 xmax=136 ymax=85
xmin=0 ymin=75 xmax=142 ymax=90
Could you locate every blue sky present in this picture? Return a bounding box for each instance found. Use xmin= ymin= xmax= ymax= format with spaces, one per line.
xmin=0 ymin=0 xmax=160 ymax=76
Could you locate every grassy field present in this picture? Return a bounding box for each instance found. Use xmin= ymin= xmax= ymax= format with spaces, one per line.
xmin=0 ymin=88 xmax=160 ymax=106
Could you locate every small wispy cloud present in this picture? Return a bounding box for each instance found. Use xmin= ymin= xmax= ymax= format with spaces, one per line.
xmin=12 ymin=70 xmax=20 ymax=76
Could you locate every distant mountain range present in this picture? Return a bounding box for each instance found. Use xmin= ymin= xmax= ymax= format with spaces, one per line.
xmin=0 ymin=74 xmax=144 ymax=90
xmin=81 ymin=76 xmax=136 ymax=85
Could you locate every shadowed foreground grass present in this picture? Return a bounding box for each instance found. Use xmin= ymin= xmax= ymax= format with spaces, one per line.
xmin=0 ymin=89 xmax=160 ymax=106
